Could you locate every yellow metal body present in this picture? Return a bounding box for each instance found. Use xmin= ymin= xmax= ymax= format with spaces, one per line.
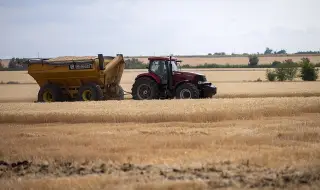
xmin=27 ymin=54 xmax=125 ymax=100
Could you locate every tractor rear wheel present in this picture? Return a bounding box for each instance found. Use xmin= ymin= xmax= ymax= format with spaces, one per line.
xmin=131 ymin=77 xmax=159 ymax=100
xmin=77 ymin=83 xmax=103 ymax=101
xmin=175 ymin=83 xmax=200 ymax=99
xmin=37 ymin=83 xmax=63 ymax=103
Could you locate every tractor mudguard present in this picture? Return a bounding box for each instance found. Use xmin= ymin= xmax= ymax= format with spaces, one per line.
xmin=174 ymin=80 xmax=192 ymax=90
xmin=135 ymin=73 xmax=161 ymax=84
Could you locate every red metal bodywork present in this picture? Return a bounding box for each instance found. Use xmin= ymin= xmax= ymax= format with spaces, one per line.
xmin=135 ymin=71 xmax=200 ymax=88
xmin=132 ymin=56 xmax=217 ymax=99
xmin=134 ymin=56 xmax=204 ymax=88
xmin=172 ymin=71 xmax=197 ymax=86
xmin=134 ymin=56 xmax=203 ymax=87
xmin=136 ymin=72 xmax=161 ymax=84
xmin=148 ymin=57 xmax=178 ymax=61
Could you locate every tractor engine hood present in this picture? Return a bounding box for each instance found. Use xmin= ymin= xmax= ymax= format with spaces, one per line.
xmin=173 ymin=71 xmax=207 ymax=82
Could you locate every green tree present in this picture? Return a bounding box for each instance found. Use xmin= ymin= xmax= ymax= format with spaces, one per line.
xmin=275 ymin=65 xmax=287 ymax=81
xmin=266 ymin=69 xmax=277 ymax=81
xmin=124 ymin=58 xmax=146 ymax=69
xmin=283 ymin=59 xmax=298 ymax=80
xmin=299 ymin=58 xmax=319 ymax=81
xmin=276 ymin=49 xmax=287 ymax=54
xmin=248 ymin=55 xmax=259 ymax=66
xmin=214 ymin=52 xmax=226 ymax=56
xmin=271 ymin=61 xmax=281 ymax=67
xmin=274 ymin=59 xmax=298 ymax=81
xmin=8 ymin=58 xmax=28 ymax=70
xmin=8 ymin=58 xmax=16 ymax=69
xmin=264 ymin=47 xmax=273 ymax=54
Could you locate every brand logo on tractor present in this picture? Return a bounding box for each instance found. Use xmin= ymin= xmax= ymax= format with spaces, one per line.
xmin=69 ymin=63 xmax=93 ymax=70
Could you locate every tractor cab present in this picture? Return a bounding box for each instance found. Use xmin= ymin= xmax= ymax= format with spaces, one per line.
xmin=131 ymin=56 xmax=217 ymax=100
xmin=147 ymin=56 xmax=178 ymax=85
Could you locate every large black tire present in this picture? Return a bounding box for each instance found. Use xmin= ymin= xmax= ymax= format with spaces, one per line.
xmin=131 ymin=77 xmax=159 ymax=100
xmin=38 ymin=83 xmax=64 ymax=103
xmin=175 ymin=83 xmax=200 ymax=99
xmin=77 ymin=83 xmax=103 ymax=101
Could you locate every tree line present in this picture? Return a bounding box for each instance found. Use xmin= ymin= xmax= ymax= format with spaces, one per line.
xmin=206 ymin=47 xmax=320 ymax=56
xmin=1 ymin=48 xmax=320 ymax=71
xmin=0 ymin=58 xmax=28 ymax=71
xmin=265 ymin=58 xmax=318 ymax=81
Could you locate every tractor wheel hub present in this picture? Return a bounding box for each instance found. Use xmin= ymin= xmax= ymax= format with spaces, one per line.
xmin=180 ymin=89 xmax=191 ymax=98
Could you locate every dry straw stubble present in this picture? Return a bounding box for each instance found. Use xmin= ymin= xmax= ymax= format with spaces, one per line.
xmin=1 ymin=97 xmax=320 ymax=124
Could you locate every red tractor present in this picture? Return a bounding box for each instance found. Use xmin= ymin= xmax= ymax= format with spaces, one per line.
xmin=131 ymin=56 xmax=217 ymax=100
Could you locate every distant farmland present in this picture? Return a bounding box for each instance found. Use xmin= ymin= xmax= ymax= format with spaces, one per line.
xmin=2 ymin=54 xmax=320 ymax=68
xmin=131 ymin=54 xmax=320 ymax=66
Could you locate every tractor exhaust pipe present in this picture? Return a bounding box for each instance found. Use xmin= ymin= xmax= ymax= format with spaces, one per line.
xmin=168 ymin=56 xmax=173 ymax=90
xmin=98 ymin=54 xmax=104 ymax=70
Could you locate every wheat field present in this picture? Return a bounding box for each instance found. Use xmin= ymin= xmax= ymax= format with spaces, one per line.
xmin=1 ymin=69 xmax=320 ymax=189
xmin=135 ymin=55 xmax=320 ymax=66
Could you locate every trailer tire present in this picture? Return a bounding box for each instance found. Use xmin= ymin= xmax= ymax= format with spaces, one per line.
xmin=131 ymin=77 xmax=159 ymax=100
xmin=77 ymin=83 xmax=103 ymax=101
xmin=175 ymin=83 xmax=200 ymax=99
xmin=38 ymin=84 xmax=64 ymax=103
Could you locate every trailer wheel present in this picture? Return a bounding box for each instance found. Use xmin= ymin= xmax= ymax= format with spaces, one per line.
xmin=131 ymin=77 xmax=159 ymax=100
xmin=77 ymin=83 xmax=103 ymax=101
xmin=38 ymin=84 xmax=63 ymax=103
xmin=175 ymin=83 xmax=200 ymax=99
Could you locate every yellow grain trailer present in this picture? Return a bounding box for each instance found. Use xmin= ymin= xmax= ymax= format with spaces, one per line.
xmin=26 ymin=54 xmax=125 ymax=102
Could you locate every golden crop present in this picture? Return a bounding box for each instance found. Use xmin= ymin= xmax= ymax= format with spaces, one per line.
xmin=0 ymin=69 xmax=320 ymax=190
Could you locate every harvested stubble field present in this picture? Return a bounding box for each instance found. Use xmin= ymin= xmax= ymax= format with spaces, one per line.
xmin=1 ymin=68 xmax=320 ymax=189
xmin=0 ymin=97 xmax=320 ymax=189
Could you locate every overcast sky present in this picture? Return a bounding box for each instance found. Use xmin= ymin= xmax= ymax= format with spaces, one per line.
xmin=0 ymin=0 xmax=319 ymax=58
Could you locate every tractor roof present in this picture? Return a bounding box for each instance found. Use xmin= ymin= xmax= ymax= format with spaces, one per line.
xmin=148 ymin=56 xmax=178 ymax=61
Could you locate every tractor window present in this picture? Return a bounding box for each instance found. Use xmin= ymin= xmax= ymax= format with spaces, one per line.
xmin=150 ymin=61 xmax=159 ymax=73
xmin=150 ymin=60 xmax=166 ymax=75
xmin=171 ymin=61 xmax=179 ymax=72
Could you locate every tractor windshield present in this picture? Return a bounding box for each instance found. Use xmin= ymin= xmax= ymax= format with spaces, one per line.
xmin=170 ymin=61 xmax=179 ymax=72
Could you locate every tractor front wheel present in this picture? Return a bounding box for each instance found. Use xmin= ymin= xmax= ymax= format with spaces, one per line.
xmin=131 ymin=77 xmax=159 ymax=100
xmin=77 ymin=83 xmax=103 ymax=101
xmin=175 ymin=83 xmax=200 ymax=99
